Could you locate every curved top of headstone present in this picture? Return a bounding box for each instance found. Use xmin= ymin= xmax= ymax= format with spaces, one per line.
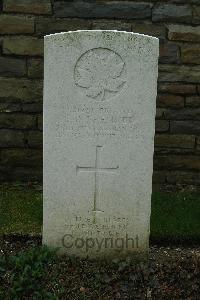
xmin=44 ymin=29 xmax=159 ymax=43
xmin=44 ymin=30 xmax=159 ymax=103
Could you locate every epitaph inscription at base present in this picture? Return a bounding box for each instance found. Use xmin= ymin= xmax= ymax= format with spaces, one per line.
xmin=43 ymin=30 xmax=159 ymax=259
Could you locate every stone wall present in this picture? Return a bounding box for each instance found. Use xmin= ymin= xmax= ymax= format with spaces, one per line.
xmin=0 ymin=0 xmax=200 ymax=186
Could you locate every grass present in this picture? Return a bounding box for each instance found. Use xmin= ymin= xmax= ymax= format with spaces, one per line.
xmin=0 ymin=184 xmax=42 ymax=235
xmin=0 ymin=184 xmax=200 ymax=242
xmin=151 ymin=192 xmax=200 ymax=243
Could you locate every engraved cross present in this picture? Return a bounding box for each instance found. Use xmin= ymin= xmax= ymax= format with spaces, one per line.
xmin=76 ymin=146 xmax=119 ymax=212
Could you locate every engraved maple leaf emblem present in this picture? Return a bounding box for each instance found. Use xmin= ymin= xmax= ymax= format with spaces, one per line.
xmin=74 ymin=48 xmax=126 ymax=101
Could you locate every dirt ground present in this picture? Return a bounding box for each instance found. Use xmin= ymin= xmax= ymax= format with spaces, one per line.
xmin=0 ymin=236 xmax=200 ymax=299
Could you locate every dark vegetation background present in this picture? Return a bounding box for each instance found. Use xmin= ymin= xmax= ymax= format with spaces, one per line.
xmin=0 ymin=0 xmax=200 ymax=188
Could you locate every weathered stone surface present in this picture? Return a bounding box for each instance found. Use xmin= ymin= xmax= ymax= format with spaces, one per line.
xmin=0 ymin=103 xmax=21 ymax=113
xmin=10 ymin=167 xmax=42 ymax=182
xmin=43 ymin=31 xmax=158 ymax=258
xmin=156 ymin=108 xmax=165 ymax=119
xmin=0 ymin=77 xmax=43 ymax=102
xmin=154 ymin=155 xmax=200 ymax=171
xmin=171 ymin=120 xmax=200 ymax=134
xmin=158 ymin=83 xmax=196 ymax=95
xmin=36 ymin=18 xmax=91 ymax=35
xmin=152 ymin=171 xmax=166 ymax=184
xmin=181 ymin=44 xmax=200 ymax=64
xmin=54 ymin=1 xmax=152 ymax=19
xmin=159 ymin=41 xmax=180 ymax=64
xmin=155 ymin=120 xmax=169 ymax=132
xmin=0 ymin=37 xmax=3 ymax=49
xmin=0 ymin=56 xmax=26 ymax=77
xmin=37 ymin=114 xmax=43 ymax=131
xmin=168 ymin=24 xmax=200 ymax=42
xmin=158 ymin=64 xmax=200 ymax=83
xmin=147 ymin=0 xmax=200 ymax=3
xmin=26 ymin=130 xmax=42 ymax=148
xmin=154 ymin=147 xmax=194 ymax=155
xmin=92 ymin=20 xmax=131 ymax=31
xmin=0 ymin=14 xmax=34 ymax=34
xmin=164 ymin=108 xmax=200 ymax=120
xmin=166 ymin=171 xmax=200 ymax=185
xmin=157 ymin=94 xmax=184 ymax=108
xmin=27 ymin=58 xmax=43 ymax=79
xmin=193 ymin=6 xmax=200 ymax=24
xmin=185 ymin=96 xmax=200 ymax=108
xmin=0 ymin=113 xmax=36 ymax=129
xmin=155 ymin=134 xmax=195 ymax=148
xmin=3 ymin=0 xmax=52 ymax=15
xmin=3 ymin=37 xmax=43 ymax=56
xmin=22 ymin=103 xmax=43 ymax=113
xmin=131 ymin=22 xmax=166 ymax=38
xmin=152 ymin=4 xmax=192 ymax=23
xmin=0 ymin=129 xmax=24 ymax=147
xmin=0 ymin=149 xmax=42 ymax=167
xmin=197 ymin=137 xmax=200 ymax=150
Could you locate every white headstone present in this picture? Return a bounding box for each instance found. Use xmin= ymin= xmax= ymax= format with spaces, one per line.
xmin=43 ymin=30 xmax=159 ymax=259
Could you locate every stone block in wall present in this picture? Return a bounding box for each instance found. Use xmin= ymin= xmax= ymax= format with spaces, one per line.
xmin=164 ymin=108 xmax=200 ymax=120
xmin=151 ymin=0 xmax=200 ymax=3
xmin=0 ymin=37 xmax=3 ymax=51
xmin=154 ymin=155 xmax=200 ymax=171
xmin=21 ymin=103 xmax=42 ymax=113
xmin=152 ymin=4 xmax=192 ymax=23
xmin=0 ymin=103 xmax=21 ymax=113
xmin=27 ymin=58 xmax=43 ymax=79
xmin=92 ymin=20 xmax=131 ymax=31
xmin=36 ymin=18 xmax=91 ymax=35
xmin=158 ymin=83 xmax=196 ymax=95
xmin=3 ymin=37 xmax=43 ymax=56
xmin=26 ymin=130 xmax=42 ymax=148
xmin=37 ymin=115 xmax=43 ymax=131
xmin=171 ymin=120 xmax=200 ymax=134
xmin=168 ymin=24 xmax=200 ymax=42
xmin=131 ymin=22 xmax=166 ymax=38
xmin=197 ymin=137 xmax=200 ymax=150
xmin=0 ymin=77 xmax=43 ymax=102
xmin=152 ymin=171 xmax=166 ymax=184
xmin=156 ymin=108 xmax=165 ymax=119
xmin=157 ymin=94 xmax=184 ymax=108
xmin=3 ymin=0 xmax=52 ymax=15
xmin=181 ymin=44 xmax=200 ymax=64
xmin=0 ymin=56 xmax=26 ymax=77
xmin=54 ymin=1 xmax=152 ymax=19
xmin=193 ymin=6 xmax=200 ymax=24
xmin=159 ymin=40 xmax=180 ymax=64
xmin=0 ymin=129 xmax=24 ymax=147
xmin=0 ymin=15 xmax=34 ymax=34
xmin=154 ymin=147 xmax=195 ymax=155
xmin=155 ymin=134 xmax=195 ymax=149
xmin=0 ymin=149 xmax=42 ymax=167
xmin=10 ymin=167 xmax=42 ymax=182
xmin=0 ymin=113 xmax=36 ymax=129
xmin=158 ymin=64 xmax=200 ymax=83
xmin=185 ymin=96 xmax=200 ymax=108
xmin=155 ymin=120 xmax=169 ymax=133
xmin=152 ymin=170 xmax=166 ymax=184
xmin=166 ymin=171 xmax=200 ymax=185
